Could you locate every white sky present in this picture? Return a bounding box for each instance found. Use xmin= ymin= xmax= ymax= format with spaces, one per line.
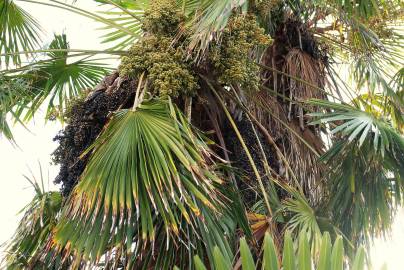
xmin=0 ymin=1 xmax=403 ymax=269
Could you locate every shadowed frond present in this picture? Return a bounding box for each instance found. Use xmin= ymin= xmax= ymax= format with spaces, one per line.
xmin=0 ymin=74 xmax=30 ymax=141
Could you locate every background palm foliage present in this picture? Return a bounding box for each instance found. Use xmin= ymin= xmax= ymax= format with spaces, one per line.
xmin=1 ymin=0 xmax=403 ymax=269
xmin=0 ymin=166 xmax=62 ymax=269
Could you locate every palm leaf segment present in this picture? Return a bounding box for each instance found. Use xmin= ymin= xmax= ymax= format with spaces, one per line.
xmin=94 ymin=0 xmax=147 ymax=50
xmin=309 ymin=99 xmax=404 ymax=157
xmin=53 ymin=100 xmax=230 ymax=265
xmin=19 ymin=33 xmax=110 ymax=120
xmin=0 ymin=74 xmax=30 ymax=141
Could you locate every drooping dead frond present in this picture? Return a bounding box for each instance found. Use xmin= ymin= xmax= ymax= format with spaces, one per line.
xmin=284 ymin=48 xmax=326 ymax=102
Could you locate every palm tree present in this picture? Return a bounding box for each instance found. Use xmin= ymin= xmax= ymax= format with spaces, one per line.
xmin=1 ymin=0 xmax=403 ymax=269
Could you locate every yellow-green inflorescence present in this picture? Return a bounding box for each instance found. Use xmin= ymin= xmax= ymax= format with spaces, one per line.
xmin=120 ymin=0 xmax=271 ymax=97
xmin=209 ymin=14 xmax=272 ymax=90
xmin=119 ymin=0 xmax=198 ymax=98
xmin=255 ymin=0 xmax=282 ymax=18
xmin=142 ymin=0 xmax=185 ymax=35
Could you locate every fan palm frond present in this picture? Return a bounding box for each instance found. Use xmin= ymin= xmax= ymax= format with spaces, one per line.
xmin=0 ymin=34 xmax=110 ymax=140
xmin=309 ymin=99 xmax=403 ymax=155
xmin=282 ymin=189 xmax=324 ymax=253
xmin=1 ymin=33 xmax=110 ymax=129
xmin=0 ymin=0 xmax=42 ymax=67
xmin=351 ymin=91 xmax=404 ymax=133
xmin=309 ymin=99 xmax=404 ymax=249
xmin=52 ymin=99 xmax=232 ymax=267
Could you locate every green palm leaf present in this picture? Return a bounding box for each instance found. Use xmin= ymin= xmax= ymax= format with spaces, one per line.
xmin=309 ymin=99 xmax=404 ymax=249
xmin=13 ymin=33 xmax=110 ymax=122
xmin=95 ymin=0 xmax=147 ymax=50
xmin=0 ymin=0 xmax=42 ymax=67
xmin=0 ymin=74 xmax=30 ymax=141
xmin=0 ymin=33 xmax=110 ymax=140
xmin=282 ymin=188 xmax=324 ymax=254
xmin=52 ymin=99 xmax=230 ymax=266
xmin=309 ymin=99 xmax=403 ymax=155
xmin=193 ymin=232 xmax=366 ymax=269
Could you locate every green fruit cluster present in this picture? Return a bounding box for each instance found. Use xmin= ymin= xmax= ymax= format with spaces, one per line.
xmin=142 ymin=0 xmax=184 ymax=36
xmin=210 ymin=14 xmax=272 ymax=90
xmin=119 ymin=0 xmax=198 ymax=98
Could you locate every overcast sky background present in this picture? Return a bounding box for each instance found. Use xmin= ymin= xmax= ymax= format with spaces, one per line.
xmin=0 ymin=1 xmax=403 ymax=269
